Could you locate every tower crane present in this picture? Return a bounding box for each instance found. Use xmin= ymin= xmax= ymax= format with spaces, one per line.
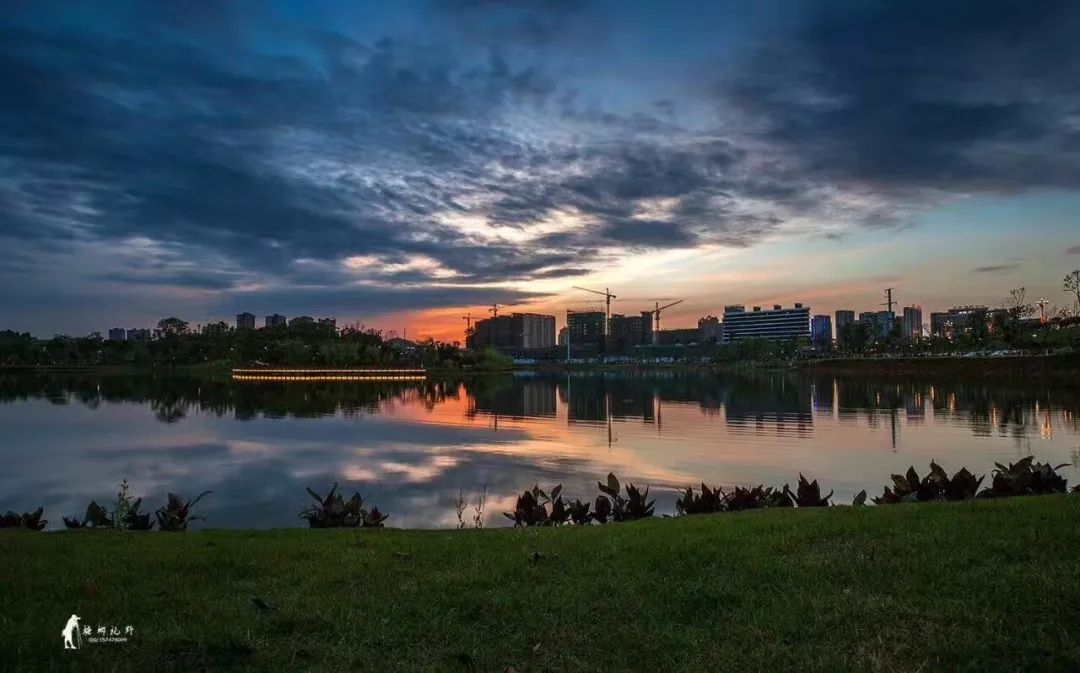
xmin=489 ymin=303 xmax=499 ymax=318
xmin=462 ymin=313 xmax=474 ymax=342
xmin=881 ymin=288 xmax=896 ymax=314
xmin=650 ymin=299 xmax=684 ymax=345
xmin=572 ymin=286 xmax=616 ymax=335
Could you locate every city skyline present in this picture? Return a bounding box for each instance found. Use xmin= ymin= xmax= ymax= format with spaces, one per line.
xmin=3 ymin=2 xmax=1080 ymax=341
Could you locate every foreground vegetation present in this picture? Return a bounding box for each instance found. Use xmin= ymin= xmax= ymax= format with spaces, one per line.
xmin=4 ymin=456 xmax=1074 ymax=535
xmin=2 ymin=496 xmax=1079 ymax=672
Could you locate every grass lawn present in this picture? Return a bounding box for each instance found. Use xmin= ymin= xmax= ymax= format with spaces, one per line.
xmin=3 ymin=496 xmax=1079 ymax=672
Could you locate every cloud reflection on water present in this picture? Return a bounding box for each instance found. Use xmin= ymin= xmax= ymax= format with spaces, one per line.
xmin=1 ymin=372 xmax=1077 ymax=529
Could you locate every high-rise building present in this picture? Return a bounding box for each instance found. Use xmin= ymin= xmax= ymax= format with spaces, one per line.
xmin=722 ymin=303 xmax=811 ymax=342
xmin=318 ymin=317 xmax=337 ymax=330
xmin=107 ymin=328 xmax=126 ymax=342
xmin=516 ymin=313 xmax=556 ymax=349
xmin=811 ymin=315 xmax=833 ymax=345
xmin=289 ymin=316 xmax=315 ymax=326
xmin=901 ymin=306 xmax=923 ymax=339
xmin=468 ymin=315 xmax=512 ymax=350
xmin=930 ymin=312 xmax=949 ymax=337
xmin=567 ymin=311 xmax=606 ymax=347
xmin=859 ymin=310 xmax=895 ymax=339
xmin=467 ymin=313 xmax=555 ymax=351
xmin=834 ymin=310 xmax=855 ymax=343
xmin=236 ymin=312 xmax=256 ymax=330
xmin=126 ymin=328 xmax=150 ymax=341
xmin=557 ymin=327 xmax=568 ymax=346
xmin=265 ymin=314 xmax=287 ymax=328
xmin=698 ymin=316 xmax=723 ymax=343
xmin=608 ymin=313 xmax=649 ymax=350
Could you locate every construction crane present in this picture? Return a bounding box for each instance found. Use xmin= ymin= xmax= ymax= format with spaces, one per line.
xmin=462 ymin=313 xmax=475 ymax=342
xmin=489 ymin=303 xmax=499 ymax=318
xmin=572 ymin=286 xmax=616 ymax=334
xmin=650 ymin=299 xmax=684 ymax=345
xmin=881 ymin=288 xmax=896 ymax=314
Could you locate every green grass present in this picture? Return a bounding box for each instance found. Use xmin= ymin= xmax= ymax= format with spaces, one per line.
xmin=3 ymin=497 xmax=1080 ymax=672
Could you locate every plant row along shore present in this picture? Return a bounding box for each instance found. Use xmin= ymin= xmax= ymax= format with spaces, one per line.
xmin=1 ymin=456 xmax=1077 ymax=532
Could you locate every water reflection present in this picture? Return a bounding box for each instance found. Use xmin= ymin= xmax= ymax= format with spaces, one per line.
xmin=1 ymin=372 xmax=1077 ymax=529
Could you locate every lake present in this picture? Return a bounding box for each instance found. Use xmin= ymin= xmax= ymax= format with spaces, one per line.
xmin=2 ymin=371 xmax=1078 ymax=529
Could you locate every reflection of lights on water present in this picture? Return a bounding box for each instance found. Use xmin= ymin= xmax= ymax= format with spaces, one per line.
xmin=234 ymin=375 xmax=428 ymax=381
xmin=232 ymin=369 xmax=427 ymax=382
xmin=1042 ymin=411 xmax=1053 ymax=439
xmin=232 ymin=369 xmax=427 ymax=375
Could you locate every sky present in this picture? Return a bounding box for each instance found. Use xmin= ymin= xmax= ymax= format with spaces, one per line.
xmin=2 ymin=0 xmax=1080 ymax=341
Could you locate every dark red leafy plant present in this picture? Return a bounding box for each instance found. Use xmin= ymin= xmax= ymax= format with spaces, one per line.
xmin=156 ymin=491 xmax=213 ymax=531
xmin=0 ymin=508 xmax=46 ymax=530
xmin=793 ymin=474 xmax=833 ymax=507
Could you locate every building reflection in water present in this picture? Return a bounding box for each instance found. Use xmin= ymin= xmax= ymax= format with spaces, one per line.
xmin=3 ymin=371 xmax=1079 ymax=440
xmin=2 ymin=371 xmax=1080 ymax=529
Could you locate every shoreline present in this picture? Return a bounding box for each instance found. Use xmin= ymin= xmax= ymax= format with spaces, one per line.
xmin=3 ymin=351 xmax=1079 ymax=378
xmin=803 ymin=351 xmax=1080 ymax=379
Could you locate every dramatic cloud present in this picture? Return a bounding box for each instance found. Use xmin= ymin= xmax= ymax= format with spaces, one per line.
xmin=726 ymin=0 xmax=1080 ymax=195
xmin=1 ymin=1 xmax=1078 ymax=333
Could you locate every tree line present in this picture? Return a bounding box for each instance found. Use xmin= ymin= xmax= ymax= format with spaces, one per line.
xmin=0 ymin=317 xmax=512 ymax=370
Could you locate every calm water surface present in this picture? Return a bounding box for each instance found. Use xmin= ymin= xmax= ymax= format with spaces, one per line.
xmin=2 ymin=372 xmax=1078 ymax=529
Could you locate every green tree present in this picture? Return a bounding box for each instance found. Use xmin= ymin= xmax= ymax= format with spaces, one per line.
xmin=155 ymin=317 xmax=189 ymax=338
xmin=1064 ymin=270 xmax=1080 ymax=316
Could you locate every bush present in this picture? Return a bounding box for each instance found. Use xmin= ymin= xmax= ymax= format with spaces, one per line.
xmin=299 ymin=483 xmax=386 ymax=528
xmin=0 ymin=508 xmax=46 ymax=531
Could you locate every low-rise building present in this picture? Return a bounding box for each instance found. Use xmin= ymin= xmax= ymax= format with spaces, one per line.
xmin=656 ymin=328 xmax=700 ymax=345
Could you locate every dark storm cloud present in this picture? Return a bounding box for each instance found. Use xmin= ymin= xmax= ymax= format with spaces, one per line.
xmin=438 ymin=0 xmax=598 ymax=47
xmin=973 ymin=264 xmax=1021 ymax=274
xmin=209 ymin=284 xmax=545 ymax=318
xmin=727 ymin=0 xmax=1080 ymax=193
xmin=0 ymin=21 xmax=581 ymax=288
xmin=95 ymin=270 xmax=242 ymax=291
